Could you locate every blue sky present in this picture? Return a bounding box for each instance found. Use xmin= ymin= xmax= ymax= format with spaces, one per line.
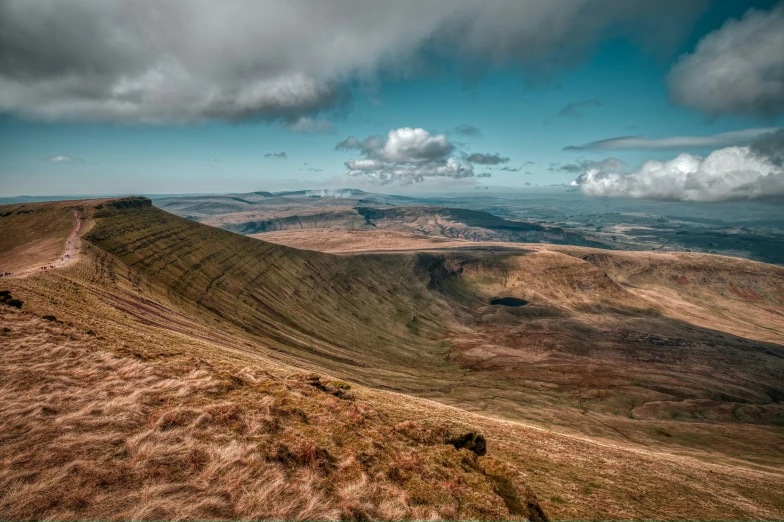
xmin=1 ymin=0 xmax=782 ymax=199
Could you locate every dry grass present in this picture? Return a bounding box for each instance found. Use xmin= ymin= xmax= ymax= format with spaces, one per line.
xmin=0 ymin=308 xmax=542 ymax=520
xmin=0 ymin=200 xmax=80 ymax=273
xmin=252 ymin=229 xmax=520 ymax=254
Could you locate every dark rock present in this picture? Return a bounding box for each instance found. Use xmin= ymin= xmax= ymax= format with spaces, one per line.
xmin=447 ymin=431 xmax=487 ymax=456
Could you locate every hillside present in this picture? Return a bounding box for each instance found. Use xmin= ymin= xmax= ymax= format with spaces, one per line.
xmin=0 ymin=199 xmax=94 ymax=273
xmin=1 ymin=197 xmax=783 ymax=519
xmin=155 ymin=191 xmax=611 ymax=249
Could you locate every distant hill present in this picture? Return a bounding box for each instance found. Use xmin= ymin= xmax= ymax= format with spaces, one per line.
xmin=155 ymin=192 xmax=613 ymax=249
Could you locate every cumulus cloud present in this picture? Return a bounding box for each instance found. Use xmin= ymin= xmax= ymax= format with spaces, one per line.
xmin=466 ymin=152 xmax=509 ymax=165
xmin=264 ymin=152 xmax=288 ymax=160
xmin=750 ymin=128 xmax=784 ymax=167
xmin=572 ymin=131 xmax=784 ymax=201
xmin=339 ymin=127 xmax=475 ymax=184
xmin=668 ymin=4 xmax=784 ymax=118
xmin=0 ymin=0 xmax=708 ymax=124
xmin=564 ymin=127 xmax=780 ymax=151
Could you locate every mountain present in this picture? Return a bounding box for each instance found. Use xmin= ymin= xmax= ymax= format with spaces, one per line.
xmin=1 ymin=197 xmax=783 ymax=520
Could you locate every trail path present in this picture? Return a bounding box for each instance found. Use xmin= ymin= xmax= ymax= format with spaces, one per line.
xmin=6 ymin=210 xmax=82 ymax=278
xmin=57 ymin=209 xmax=82 ymax=268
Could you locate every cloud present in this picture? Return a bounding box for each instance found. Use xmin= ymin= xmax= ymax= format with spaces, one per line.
xmin=453 ymin=124 xmax=481 ymax=136
xmin=553 ymin=157 xmax=627 ymax=174
xmin=339 ymin=127 xmax=475 ymax=184
xmin=749 ymin=128 xmax=784 ymax=167
xmin=47 ymin=155 xmax=84 ymax=163
xmin=555 ymin=98 xmax=602 ymax=119
xmin=524 ymin=181 xmax=530 ymax=185
xmin=564 ymin=127 xmax=781 ymax=151
xmin=264 ymin=152 xmax=288 ymax=160
xmin=466 ymin=152 xmax=509 ymax=165
xmin=572 ymin=131 xmax=784 ymax=201
xmin=667 ymin=4 xmax=784 ymax=118
xmin=284 ymin=117 xmax=334 ymax=133
xmin=501 ymin=161 xmax=534 ymax=171
xmin=0 ymin=1 xmax=709 ymax=124
xmin=476 ymin=172 xmax=492 ymax=178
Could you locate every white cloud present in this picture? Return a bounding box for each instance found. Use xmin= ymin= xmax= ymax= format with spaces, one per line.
xmin=339 ymin=127 xmax=474 ymax=184
xmin=668 ymin=4 xmax=784 ymax=118
xmin=47 ymin=155 xmax=84 ymax=163
xmin=573 ymin=137 xmax=784 ymax=202
xmin=0 ymin=0 xmax=708 ymax=125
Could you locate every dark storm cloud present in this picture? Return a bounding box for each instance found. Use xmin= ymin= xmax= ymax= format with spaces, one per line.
xmin=0 ymin=0 xmax=709 ymax=124
xmin=466 ymin=153 xmax=509 ymax=165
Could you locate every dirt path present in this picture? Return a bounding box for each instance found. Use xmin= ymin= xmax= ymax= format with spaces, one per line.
xmin=7 ymin=210 xmax=82 ymax=278
xmin=56 ymin=209 xmax=82 ymax=268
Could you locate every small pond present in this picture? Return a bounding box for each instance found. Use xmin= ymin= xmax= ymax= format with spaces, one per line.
xmin=489 ymin=297 xmax=528 ymax=307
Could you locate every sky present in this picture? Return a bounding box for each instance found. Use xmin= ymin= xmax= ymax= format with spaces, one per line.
xmin=1 ymin=0 xmax=783 ymax=201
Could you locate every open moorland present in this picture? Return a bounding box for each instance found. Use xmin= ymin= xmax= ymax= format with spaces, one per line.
xmin=1 ymin=197 xmax=783 ymax=520
xmin=154 ymin=190 xmax=784 ymax=265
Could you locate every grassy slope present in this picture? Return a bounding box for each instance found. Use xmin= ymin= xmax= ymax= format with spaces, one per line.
xmin=83 ymin=199 xmax=460 ymax=391
xmin=1 ymin=197 xmax=783 ymax=519
xmin=254 ymin=228 xmax=784 ymax=465
xmin=0 ymin=309 xmax=543 ymax=520
xmin=0 ymin=200 xmax=82 ymax=272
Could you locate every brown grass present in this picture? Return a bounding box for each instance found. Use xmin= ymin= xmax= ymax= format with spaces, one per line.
xmin=252 ymin=229 xmax=509 ymax=254
xmin=0 ymin=199 xmax=107 ymax=274
xmin=0 ymin=308 xmax=542 ymax=520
